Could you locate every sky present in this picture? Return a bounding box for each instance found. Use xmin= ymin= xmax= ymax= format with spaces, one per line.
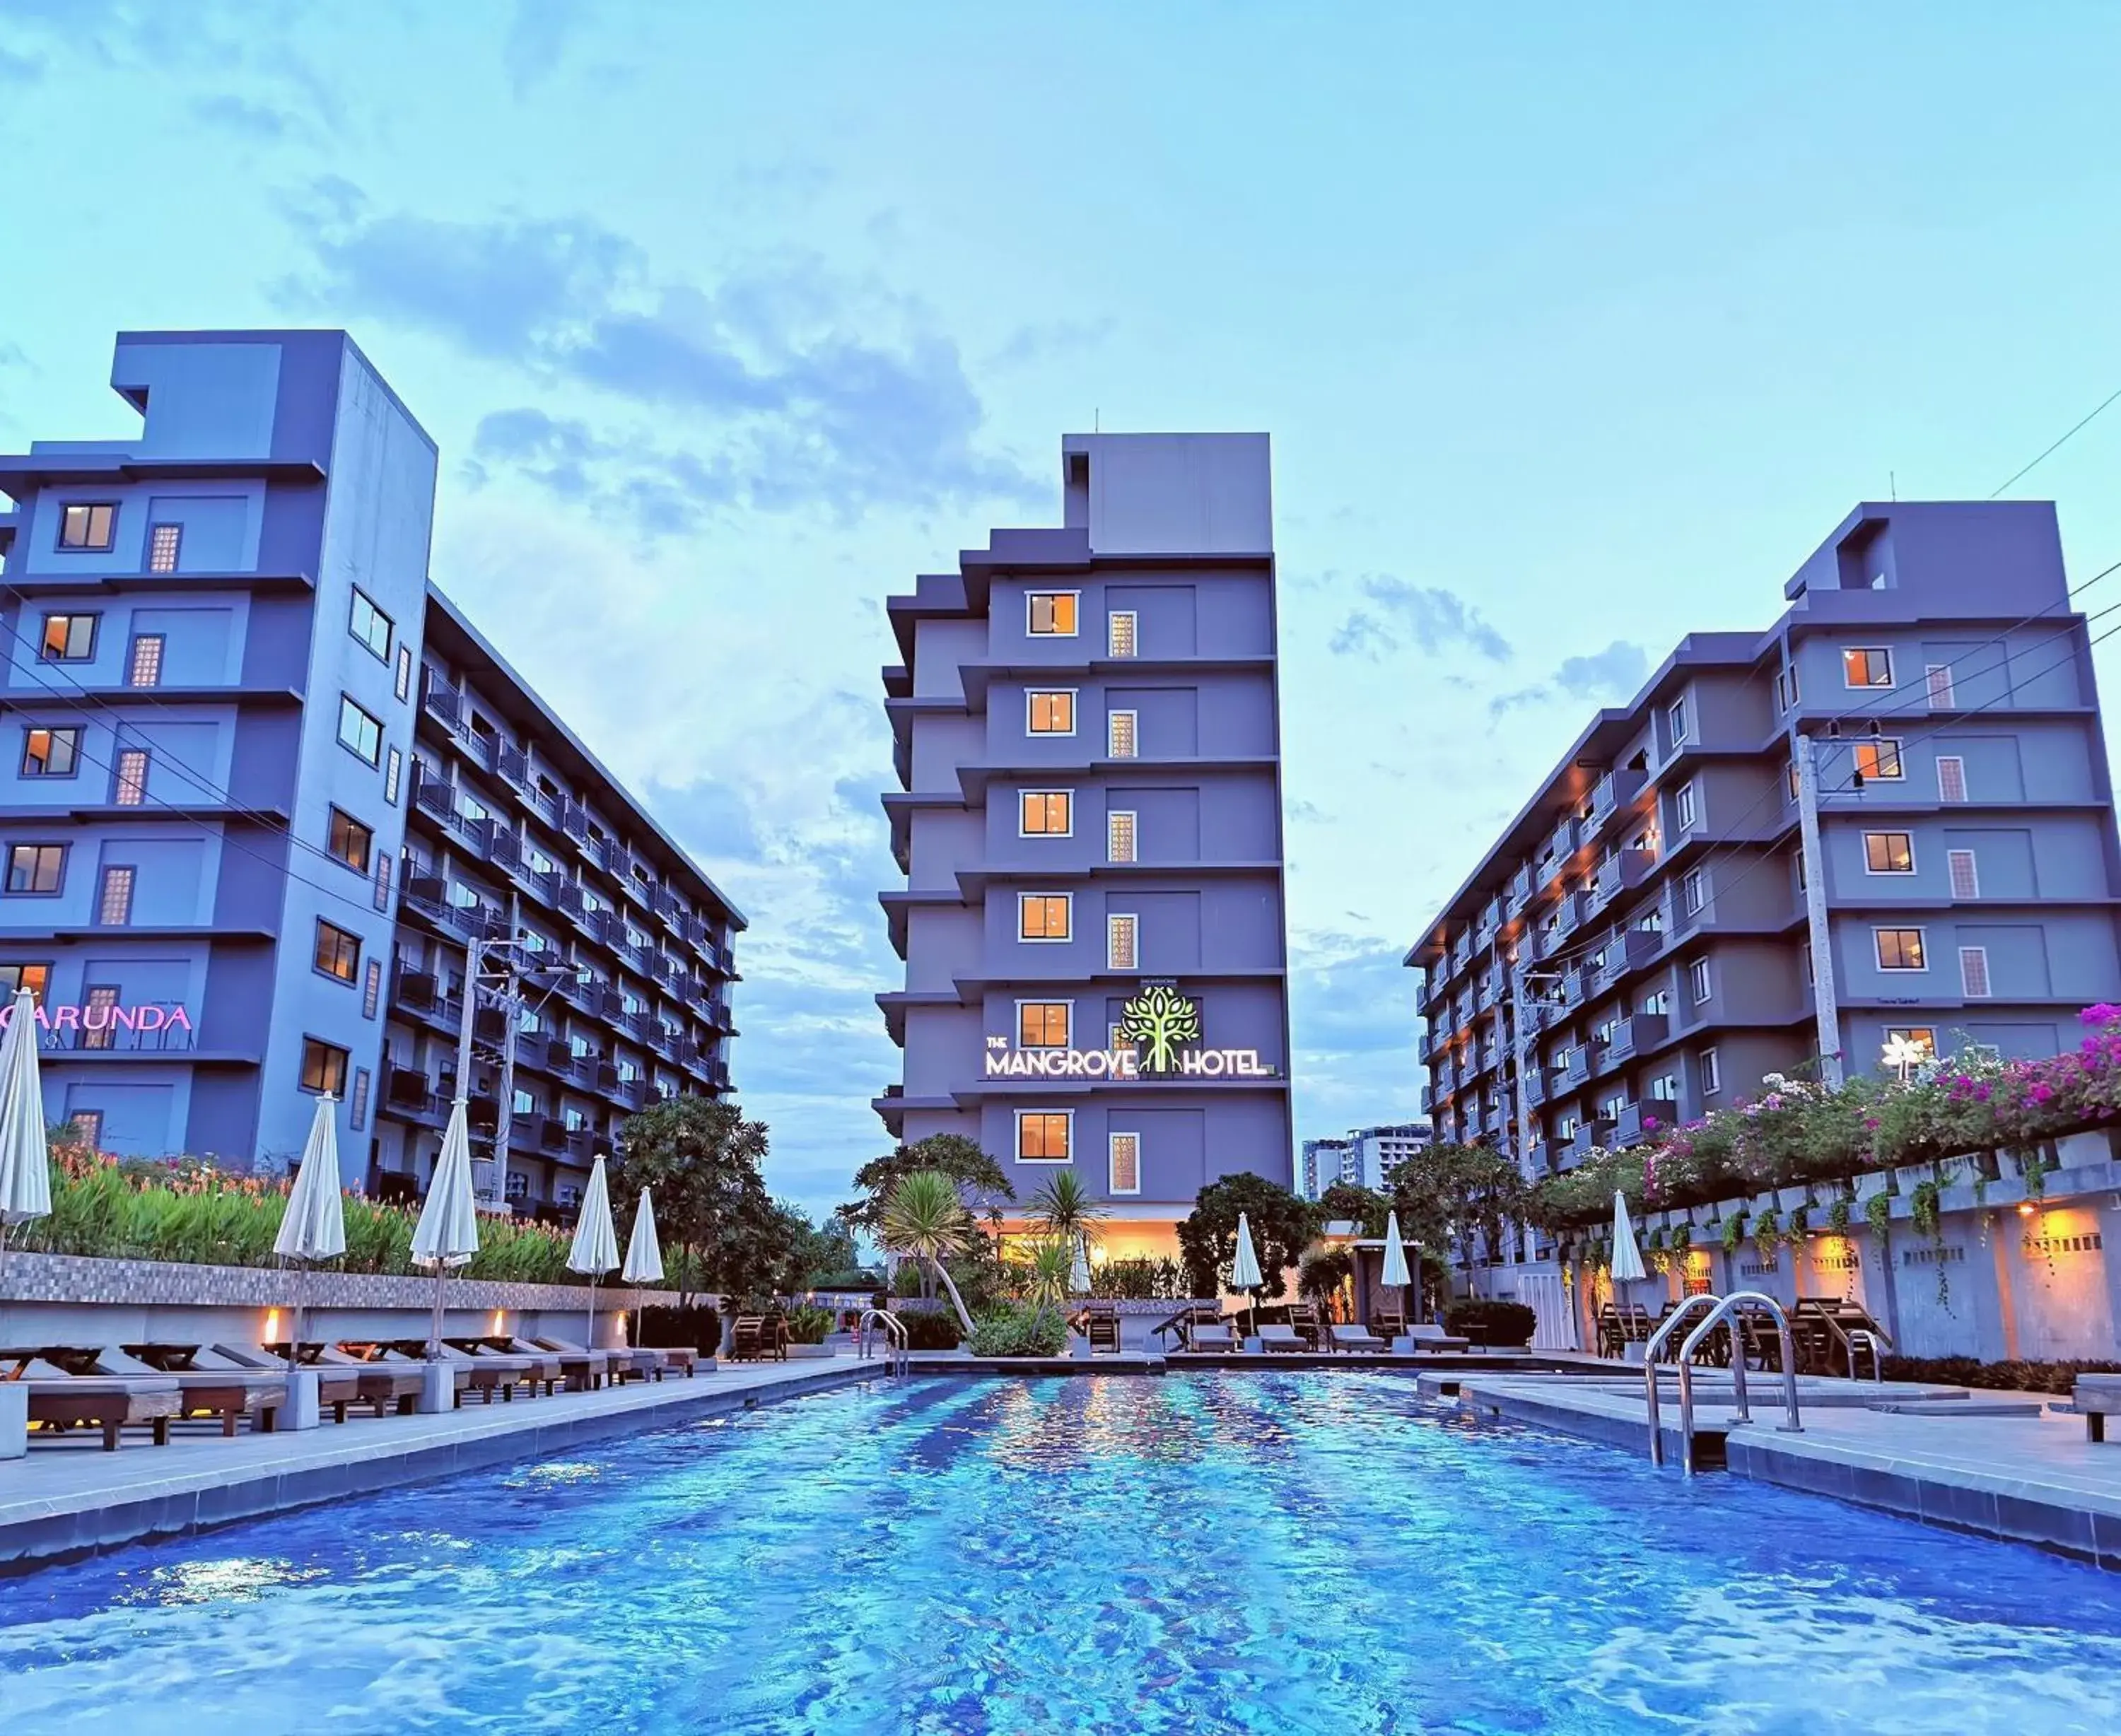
xmin=6 ymin=3 xmax=2121 ymax=1220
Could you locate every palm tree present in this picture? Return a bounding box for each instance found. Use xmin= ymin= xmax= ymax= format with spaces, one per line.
xmin=1029 ymin=1171 xmax=1106 ymax=1248
xmin=880 ymin=1168 xmax=978 ymax=1333
xmin=1021 ymin=1238 xmax=1075 ymax=1310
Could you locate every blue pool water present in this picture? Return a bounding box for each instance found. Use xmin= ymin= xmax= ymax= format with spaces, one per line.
xmin=5 ymin=1373 xmax=2121 ymax=1732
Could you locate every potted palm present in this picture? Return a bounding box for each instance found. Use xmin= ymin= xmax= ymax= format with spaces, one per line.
xmin=880 ymin=1169 xmax=978 ymax=1336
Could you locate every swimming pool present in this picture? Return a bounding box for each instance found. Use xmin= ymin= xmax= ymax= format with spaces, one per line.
xmin=5 ymin=1372 xmax=2120 ymax=1732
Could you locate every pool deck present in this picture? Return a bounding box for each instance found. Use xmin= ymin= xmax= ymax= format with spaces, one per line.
xmin=1434 ymin=1368 xmax=2121 ymax=1568
xmin=0 ymin=1357 xmax=880 ymax=1573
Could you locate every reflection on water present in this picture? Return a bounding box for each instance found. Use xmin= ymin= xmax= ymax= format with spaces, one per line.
xmin=6 ymin=1373 xmax=2121 ymax=1734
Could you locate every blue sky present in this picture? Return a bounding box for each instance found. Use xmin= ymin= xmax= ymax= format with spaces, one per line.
xmin=6 ymin=3 xmax=2121 ymax=1218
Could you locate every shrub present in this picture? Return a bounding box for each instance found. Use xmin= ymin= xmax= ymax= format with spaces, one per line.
xmin=809 ymin=1268 xmax=883 ymax=1294
xmin=1442 ymin=1299 xmax=1536 ymax=1347
xmin=1878 ymin=1355 xmax=2121 ymax=1397
xmin=898 ymin=1308 xmax=963 ymax=1350
xmin=784 ymin=1303 xmax=836 ymax=1345
xmin=1089 ymin=1255 xmax=1188 ymax=1300
xmin=638 ymin=1303 xmax=725 ymax=1353
xmin=1297 ymin=1247 xmax=1355 ymax=1301
xmin=966 ymin=1303 xmax=1067 ymax=1357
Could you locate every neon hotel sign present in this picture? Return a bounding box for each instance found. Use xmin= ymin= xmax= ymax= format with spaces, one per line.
xmin=983 ymin=983 xmax=1275 ymax=1081
xmin=0 ymin=1001 xmax=194 ymax=1040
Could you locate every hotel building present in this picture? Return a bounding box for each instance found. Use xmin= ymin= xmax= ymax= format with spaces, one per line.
xmin=876 ymin=434 xmax=1296 ymax=1258
xmin=1407 ymin=501 xmax=2121 ymax=1202
xmin=0 ymin=329 xmax=742 ymax=1211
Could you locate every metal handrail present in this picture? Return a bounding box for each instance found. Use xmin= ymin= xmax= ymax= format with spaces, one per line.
xmin=856 ymin=1308 xmax=908 ymax=1378
xmin=1643 ymin=1294 xmax=1723 ymax=1467
xmin=1673 ymin=1291 xmax=1803 ymax=1476
xmin=1847 ymin=1327 xmax=1884 ymax=1383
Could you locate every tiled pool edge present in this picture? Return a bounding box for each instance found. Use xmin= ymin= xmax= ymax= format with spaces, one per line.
xmin=0 ymin=1363 xmax=880 ymax=1575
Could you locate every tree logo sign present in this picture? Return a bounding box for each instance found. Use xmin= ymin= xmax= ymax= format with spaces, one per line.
xmin=1118 ymin=981 xmax=1201 ymax=1076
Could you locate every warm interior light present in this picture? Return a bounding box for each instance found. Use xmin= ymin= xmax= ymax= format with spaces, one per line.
xmin=491 ymin=1309 xmax=506 ymax=1332
xmin=264 ymin=1308 xmax=281 ymax=1339
xmin=2018 ymin=1202 xmax=2037 ymax=1219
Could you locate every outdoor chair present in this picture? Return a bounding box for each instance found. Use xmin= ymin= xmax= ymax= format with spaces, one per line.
xmin=218 ymin=1343 xmax=366 ymax=1421
xmin=1076 ymin=1304 xmax=1122 ymax=1355
xmin=1406 ymin=1323 xmax=1471 ymax=1352
xmin=448 ymin=1338 xmax=561 ymax=1396
xmin=6 ymin=1356 xmax=184 ymax=1450
xmin=1184 ymin=1310 xmax=1237 ymax=1353
xmin=101 ymin=1344 xmax=286 ymax=1436
xmin=1256 ymin=1324 xmax=1309 ymax=1354
xmin=1327 ymin=1324 xmax=1389 ymax=1354
xmin=318 ymin=1345 xmax=425 ymax=1416
xmin=514 ymin=1336 xmax=609 ymax=1389
xmin=2074 ymin=1373 xmax=2121 ymax=1442
xmin=1284 ymin=1303 xmax=1325 ymax=1351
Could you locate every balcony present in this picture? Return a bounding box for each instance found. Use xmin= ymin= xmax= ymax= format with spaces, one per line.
xmin=1600 ymin=1011 xmax=1671 ymax=1068
xmin=497 ymin=744 xmax=530 ymax=788
xmin=1449 ymin=934 xmax=1472 ymax=976
xmin=1432 ymin=1057 xmax=1457 ymax=1096
xmin=1560 ymin=1045 xmax=1591 ymax=1089
xmin=383 ymin=1064 xmax=436 ymax=1112
xmin=1420 ymin=1084 xmax=1435 ymax=1113
xmin=1521 ymin=1137 xmax=1564 ymax=1174
xmin=1550 ymin=888 xmax=1590 ymax=941
xmin=1591 ymin=927 xmax=1661 ymax=995
xmin=1565 ymin=1120 xmax=1616 ymax=1165
xmin=1614 ymin=1096 xmax=1678 ymax=1148
xmin=411 ymin=768 xmax=454 ymax=821
xmin=1559 ymin=968 xmax=1587 ymax=1009
xmin=1589 ymin=766 xmax=1647 ymax=833
xmin=1506 ymin=861 xmax=1535 ymax=915
xmin=1522 ymin=1067 xmax=1549 ymax=1108
xmin=1417 ymin=1029 xmax=1433 ymax=1064
xmin=391 ymin=966 xmax=438 ymax=1014
xmin=422 ymin=678 xmax=464 ymax=730
xmin=1587 ymin=847 xmax=1657 ymax=917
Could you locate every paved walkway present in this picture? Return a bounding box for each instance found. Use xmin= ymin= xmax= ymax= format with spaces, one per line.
xmin=0 ymin=1356 xmax=877 ymax=1572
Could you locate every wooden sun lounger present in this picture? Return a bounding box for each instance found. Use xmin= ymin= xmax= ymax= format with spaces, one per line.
xmin=8 ymin=1357 xmax=185 ymax=1450
xmin=216 ymin=1344 xmax=366 ymax=1422
xmin=515 ymin=1337 xmax=609 ymax=1389
xmin=1372 ymin=1310 xmax=1408 ymax=1339
xmin=725 ymin=1318 xmax=786 ymax=1363
xmin=452 ymin=1337 xmax=563 ymax=1395
xmin=102 ymin=1345 xmax=287 ymax=1436
xmin=532 ymin=1335 xmax=648 ymax=1383
xmin=2076 ymin=1373 xmax=2121 ymax=1443
xmin=1284 ymin=1304 xmax=1324 ymax=1351
xmin=1328 ymin=1324 xmax=1389 ymax=1354
xmin=1256 ymin=1324 xmax=1309 ymax=1353
xmin=1077 ymin=1305 xmax=1122 ymax=1355
xmin=381 ymin=1341 xmax=539 ymax=1405
xmin=317 ymin=1346 xmax=425 ymax=1416
xmin=1407 ymin=1323 xmax=1472 ymax=1351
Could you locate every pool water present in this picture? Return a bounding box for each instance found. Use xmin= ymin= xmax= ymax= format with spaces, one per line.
xmin=5 ymin=1373 xmax=2121 ymax=1732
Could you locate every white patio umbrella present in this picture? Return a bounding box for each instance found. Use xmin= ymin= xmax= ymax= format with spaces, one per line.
xmin=621 ymin=1185 xmax=663 ymax=1349
xmin=1231 ymin=1211 xmax=1263 ymax=1332
xmin=0 ymin=987 xmax=49 ymax=1274
xmin=272 ymin=1093 xmax=347 ymax=1369
xmin=411 ymin=1098 xmax=481 ymax=1357
xmin=567 ymin=1153 xmax=620 ymax=1349
xmin=1610 ymin=1189 xmax=1648 ymax=1286
xmin=1069 ymin=1234 xmax=1092 ymax=1297
xmin=1381 ymin=1211 xmax=1412 ymax=1330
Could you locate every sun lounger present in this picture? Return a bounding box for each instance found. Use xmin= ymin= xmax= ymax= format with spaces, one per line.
xmin=516 ymin=1337 xmax=608 ymax=1390
xmin=1186 ymin=1317 xmax=1237 ymax=1353
xmin=537 ymin=1335 xmax=659 ymax=1383
xmin=318 ymin=1345 xmax=425 ymax=1416
xmin=1328 ymin=1324 xmax=1389 ymax=1354
xmin=9 ymin=1358 xmax=185 ymax=1450
xmin=216 ymin=1344 xmax=366 ymax=1422
xmin=452 ymin=1337 xmax=563 ymax=1395
xmin=1284 ymin=1303 xmax=1324 ymax=1351
xmin=1256 ymin=1324 xmax=1309 ymax=1354
xmin=100 ymin=1345 xmax=287 ymax=1436
xmin=2076 ymin=1373 xmax=2121 ymax=1443
xmin=645 ymin=1346 xmax=700 ymax=1377
xmin=378 ymin=1341 xmax=537 ymax=1406
xmin=1406 ymin=1323 xmax=1472 ymax=1352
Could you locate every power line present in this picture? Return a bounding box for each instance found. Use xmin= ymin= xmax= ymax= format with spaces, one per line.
xmin=1991 ymin=384 xmax=2121 ymax=498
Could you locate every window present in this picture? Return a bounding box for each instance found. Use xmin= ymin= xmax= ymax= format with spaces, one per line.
xmin=70 ymin=1110 xmax=104 ymax=1147
xmin=1785 ymin=759 xmax=1801 ymax=804
xmin=1886 ymin=1026 xmax=1937 ymax=1059
xmin=147 ymin=523 xmax=182 ymax=573
xmin=1700 ymin=1048 xmax=1721 ymax=1095
xmin=1674 ymin=781 xmax=1698 ymax=831
xmin=1015 ymin=1110 xmax=1071 ymax=1163
xmin=1020 ymin=790 xmax=1072 ymax=836
xmin=349 ymin=589 xmax=393 ymax=662
xmin=363 ymin=958 xmax=383 ymax=1019
xmin=1027 ymin=592 xmax=1078 ymax=635
xmin=1947 ymin=943 xmax=1997 ymax=1002
xmin=1941 ymin=848 xmax=1980 ymax=900
xmin=1875 ymin=927 xmax=1927 ymax=971
xmin=1019 ymin=1002 xmax=1071 ymax=1048
xmin=127 ymin=634 xmax=165 ymax=688
xmin=505 ymin=1168 xmax=529 ymax=1201
xmin=314 ymin=918 xmax=361 ymax=984
xmin=350 ymin=1067 xmax=371 ymax=1132
xmin=373 ymin=853 xmax=392 ymax=912
xmin=1027 ymin=691 xmax=1075 ymax=734
xmin=0 ymin=963 xmax=51 ymax=1003
xmin=1936 ymin=756 xmax=1967 ymax=803
xmin=1925 ymin=664 xmax=1955 ymax=710
xmin=1108 ymin=809 xmax=1137 ymax=863
xmin=1018 ymin=893 xmax=1070 ymax=941
xmin=1854 ymin=739 xmax=1904 ymax=782
xmin=1801 ymin=940 xmax=1814 ymax=984
xmin=1108 ymin=611 xmax=1137 ymax=657
xmin=1667 ymin=697 xmax=1688 ymax=746
xmin=57 ymin=503 xmax=116 ymax=551
xmin=80 ymin=985 xmax=119 ymax=1051
xmin=6 ymin=845 xmax=66 ymax=894
xmin=1842 ymin=647 xmax=1893 ymax=688
xmin=1109 ymin=1132 xmax=1141 ymax=1195
xmin=1681 ymin=868 xmax=1705 ymax=915
xmin=1687 ymin=957 xmax=1711 ymax=1002
xmin=112 ymin=749 xmax=148 ymax=807
xmin=385 ymin=746 xmax=403 ymax=805
xmin=1863 ymin=832 xmax=1915 ymax=874
xmin=1642 ymin=988 xmax=1671 ymax=1015
xmin=40 ymin=614 xmax=97 ymax=662
xmin=1108 ymin=709 xmax=1138 ymax=758
xmin=395 ymin=643 xmax=414 ymax=703
xmin=1651 ymin=1070 xmax=1679 ymax=1101
xmin=1775 ymin=664 xmax=1801 ymax=711
xmin=1108 ymin=913 xmax=1138 ymax=970
xmin=337 ymin=696 xmax=383 ymax=766
xmin=299 ymin=1037 xmax=349 ymax=1096
xmin=326 ymin=807 xmax=374 ymax=874
xmin=21 ymin=727 xmax=79 ymax=778
xmin=98 ymin=865 xmax=134 ymax=925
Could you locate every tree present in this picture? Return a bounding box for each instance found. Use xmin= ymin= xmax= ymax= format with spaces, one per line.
xmin=839 ymin=1133 xmax=1015 ymax=1241
xmin=1019 ymin=1238 xmax=1075 ymax=1309
xmin=1386 ymin=1142 xmax=1529 ymax=1303
xmin=1027 ymin=1171 xmax=1105 ymax=1248
xmin=879 ymin=1169 xmax=979 ymax=1332
xmin=611 ymin=1096 xmax=790 ymax=1306
xmin=1315 ymin=1180 xmax=1390 ymax=1236
xmin=1176 ymin=1172 xmax=1321 ymax=1301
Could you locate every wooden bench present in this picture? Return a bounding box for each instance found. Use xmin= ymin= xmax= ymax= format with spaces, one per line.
xmin=2075 ymin=1373 xmax=2121 ymax=1443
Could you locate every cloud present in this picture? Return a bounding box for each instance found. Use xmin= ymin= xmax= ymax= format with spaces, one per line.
xmin=464 ymin=407 xmax=742 ymax=537
xmin=1487 ymin=639 xmax=1649 ymax=718
xmin=0 ymin=46 xmax=42 ymax=86
xmin=503 ymin=0 xmax=582 ymax=95
xmin=1328 ymin=576 xmax=1512 ymax=662
xmin=987 ymin=316 xmax=1118 ymax=370
xmin=191 ymin=93 xmax=294 ymax=139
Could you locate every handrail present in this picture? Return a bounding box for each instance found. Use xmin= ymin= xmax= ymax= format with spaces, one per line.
xmin=1847 ymin=1327 xmax=1884 ymax=1384
xmin=1643 ymin=1294 xmax=1723 ymax=1467
xmin=856 ymin=1308 xmax=908 ymax=1378
xmin=1674 ymin=1291 xmax=1803 ymax=1476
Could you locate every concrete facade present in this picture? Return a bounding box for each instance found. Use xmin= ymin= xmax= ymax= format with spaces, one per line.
xmin=0 ymin=331 xmax=742 ymax=1211
xmin=876 ymin=435 xmax=1295 ymax=1257
xmin=1302 ymin=1121 xmax=1432 ymax=1197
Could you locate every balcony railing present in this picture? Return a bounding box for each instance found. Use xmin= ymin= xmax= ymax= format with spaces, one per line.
xmin=1506 ymin=862 xmax=1535 ymax=914
xmin=1614 ymin=1097 xmax=1678 ymax=1148
xmin=1591 ymin=927 xmax=1661 ymax=996
xmin=1522 ymin=1068 xmax=1549 ymax=1108
xmin=1589 ymin=766 xmax=1648 ymax=831
xmin=1600 ymin=1011 xmax=1670 ymax=1067
xmin=1587 ymin=847 xmax=1657 ymax=917
xmin=1565 ymin=1121 xmax=1615 ymax=1164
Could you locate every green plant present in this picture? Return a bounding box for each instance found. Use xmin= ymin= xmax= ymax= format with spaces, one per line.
xmin=1670 ymin=1224 xmax=1692 ymax=1256
xmin=1297 ymin=1246 xmax=1356 ymax=1303
xmin=838 ymin=1133 xmax=1015 ymax=1241
xmin=783 ymin=1303 xmax=835 ymax=1345
xmin=897 ymin=1308 xmax=963 ymax=1350
xmin=1909 ymin=1178 xmax=1951 ymax=1306
xmin=1787 ymin=1204 xmax=1809 ymax=1239
xmin=879 ymin=1168 xmax=980 ymax=1332
xmin=1176 ymin=1172 xmax=1320 ymax=1300
xmin=1721 ymin=1213 xmax=1745 ymax=1255
xmin=1017 ymin=1238 xmax=1076 ymax=1308
xmin=966 ymin=1302 xmax=1067 ymax=1357
xmin=1089 ymin=1255 xmax=1188 ymax=1300
xmin=1864 ymin=1190 xmax=1893 ymax=1244
xmin=1442 ymin=1299 xmax=1536 ymax=1348
xmin=1027 ymin=1171 xmax=1105 ymax=1248
xmin=1645 ymin=1224 xmax=1666 ymax=1254
xmin=1825 ymin=1196 xmax=1851 ymax=1236
xmin=1752 ymin=1207 xmax=1782 ymax=1261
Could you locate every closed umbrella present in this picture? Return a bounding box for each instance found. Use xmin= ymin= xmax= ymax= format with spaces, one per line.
xmin=1611 ymin=1189 xmax=1647 ymax=1285
xmin=567 ymin=1153 xmax=620 ymax=1349
xmin=1231 ymin=1211 xmax=1263 ymax=1332
xmin=621 ymin=1186 xmax=662 ymax=1349
xmin=1069 ymin=1234 xmax=1092 ymax=1297
xmin=0 ymin=987 xmax=49 ymax=1275
xmin=411 ymin=1098 xmax=481 ymax=1357
xmin=273 ymin=1093 xmax=346 ymax=1368
xmin=1381 ymin=1211 xmax=1411 ymax=1332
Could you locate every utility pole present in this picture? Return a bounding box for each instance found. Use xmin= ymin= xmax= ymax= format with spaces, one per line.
xmin=1793 ymin=731 xmax=1845 ymax=1087
xmin=1509 ymin=952 xmax=1538 ymax=1259
xmin=489 ymin=959 xmax=522 ymax=1214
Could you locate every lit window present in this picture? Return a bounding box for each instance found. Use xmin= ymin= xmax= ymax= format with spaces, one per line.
xmin=1775 ymin=665 xmax=1800 ymax=711
xmin=337 ymin=696 xmax=384 ymax=766
xmin=385 ymin=747 xmax=403 ymax=804
xmin=1027 ymin=592 xmax=1078 ymax=635
xmin=70 ymin=1110 xmax=104 ymax=1146
xmin=1027 ymin=691 xmax=1075 ymax=734
xmin=327 ymin=807 xmax=374 ymax=874
xmin=1875 ymin=928 xmax=1927 ymax=971
xmin=97 ymin=865 xmax=134 ymax=925
xmin=1785 ymin=759 xmax=1800 ymax=803
xmin=1863 ymin=832 xmax=1914 ymax=874
xmin=1108 ymin=710 xmax=1138 ymax=758
xmin=1108 ymin=913 xmax=1138 ymax=970
xmin=1016 ymin=1110 xmax=1071 ymax=1163
xmin=350 ymin=1067 xmax=371 ymax=1130
xmin=349 ymin=589 xmax=394 ymax=662
xmin=1109 ymin=1132 xmax=1140 ymax=1195
xmin=1688 ymin=958 xmax=1711 ymax=1002
xmin=1854 ymin=739 xmax=1904 ymax=782
xmin=21 ymin=727 xmax=79 ymax=778
xmin=127 ymin=635 xmax=165 ymax=688
xmin=1959 ymin=946 xmax=1991 ymax=998
xmin=1108 ymin=810 xmax=1137 ymax=863
xmin=0 ymin=963 xmax=51 ymax=1003
xmin=314 ymin=918 xmax=362 ymax=983
xmin=395 ymin=644 xmax=414 ymax=703
xmin=1936 ymin=756 xmax=1967 ymax=803
xmin=1020 ymin=790 xmax=1072 ymax=836
xmin=57 ymin=503 xmax=115 ymax=551
xmin=147 ymin=524 xmax=182 ymax=573
xmin=40 ymin=614 xmax=98 ymax=662
xmin=1948 ymin=849 xmax=1979 ymax=899
xmin=112 ymin=749 xmax=148 ymax=807
xmin=1885 ymin=1026 xmax=1936 ymax=1059
xmin=1019 ymin=1002 xmax=1071 ymax=1048
xmin=1926 ymin=664 xmax=1955 ymax=710
xmin=300 ymin=1036 xmax=349 ymax=1096
xmin=1019 ymin=893 xmax=1070 ymax=941
xmin=81 ymin=984 xmax=119 ymax=1051
xmin=1108 ymin=611 xmax=1137 ymax=657
xmin=363 ymin=958 xmax=382 ymax=1019
xmin=5 ymin=844 xmax=66 ymax=894
xmin=373 ymin=854 xmax=392 ymax=911
xmin=1842 ymin=647 xmax=1893 ymax=688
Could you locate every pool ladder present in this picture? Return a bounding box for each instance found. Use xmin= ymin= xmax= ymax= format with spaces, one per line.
xmin=1644 ymin=1291 xmax=1803 ymax=1476
xmin=856 ymin=1309 xmax=908 ymax=1379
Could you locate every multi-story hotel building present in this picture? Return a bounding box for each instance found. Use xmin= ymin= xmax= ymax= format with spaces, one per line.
xmin=0 ymin=329 xmax=741 ymax=1212
xmin=876 ymin=433 xmax=1295 ymax=1258
xmin=1408 ymin=501 xmax=2121 ymax=1190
